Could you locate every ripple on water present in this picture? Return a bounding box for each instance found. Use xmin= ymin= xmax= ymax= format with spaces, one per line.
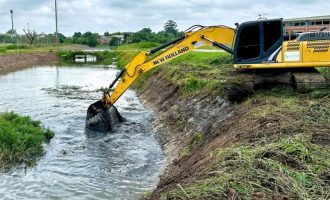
xmin=0 ymin=66 xmax=165 ymax=200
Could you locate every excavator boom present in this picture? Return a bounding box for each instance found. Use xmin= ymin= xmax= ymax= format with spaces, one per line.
xmin=105 ymin=26 xmax=235 ymax=107
xmin=86 ymin=25 xmax=235 ymax=131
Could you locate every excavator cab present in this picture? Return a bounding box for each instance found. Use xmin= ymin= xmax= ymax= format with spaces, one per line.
xmin=234 ymin=19 xmax=283 ymax=64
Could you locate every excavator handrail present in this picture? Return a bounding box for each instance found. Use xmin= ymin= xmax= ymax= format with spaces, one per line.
xmin=184 ymin=25 xmax=205 ymax=33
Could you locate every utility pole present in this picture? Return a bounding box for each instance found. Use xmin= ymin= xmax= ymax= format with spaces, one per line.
xmin=10 ymin=9 xmax=14 ymax=43
xmin=55 ymin=0 xmax=59 ymax=45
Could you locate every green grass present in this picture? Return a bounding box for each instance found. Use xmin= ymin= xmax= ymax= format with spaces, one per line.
xmin=319 ymin=67 xmax=330 ymax=82
xmin=169 ymin=51 xmax=232 ymax=67
xmin=117 ymin=42 xmax=159 ymax=51
xmin=165 ymin=135 xmax=330 ymax=200
xmin=0 ymin=112 xmax=54 ymax=169
xmin=0 ymin=44 xmax=90 ymax=55
xmin=160 ymin=52 xmax=232 ymax=95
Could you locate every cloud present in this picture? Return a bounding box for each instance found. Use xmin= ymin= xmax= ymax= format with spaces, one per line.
xmin=0 ymin=0 xmax=329 ymax=35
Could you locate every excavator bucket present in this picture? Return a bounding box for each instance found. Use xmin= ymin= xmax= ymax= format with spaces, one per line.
xmin=86 ymin=100 xmax=124 ymax=132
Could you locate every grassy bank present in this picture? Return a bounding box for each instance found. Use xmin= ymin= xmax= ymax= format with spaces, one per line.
xmin=0 ymin=112 xmax=54 ymax=170
xmin=166 ymin=135 xmax=330 ymax=199
xmin=0 ymin=43 xmax=89 ymax=55
xmin=153 ymin=51 xmax=232 ymax=95
xmin=111 ymin=47 xmax=330 ymax=199
xmin=162 ymin=87 xmax=330 ymax=199
xmin=117 ymin=42 xmax=159 ymax=51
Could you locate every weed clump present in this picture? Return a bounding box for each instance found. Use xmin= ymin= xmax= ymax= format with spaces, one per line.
xmin=0 ymin=112 xmax=55 ymax=169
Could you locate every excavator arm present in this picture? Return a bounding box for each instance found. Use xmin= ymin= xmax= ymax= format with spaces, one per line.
xmin=86 ymin=25 xmax=235 ymax=132
xmin=103 ymin=25 xmax=235 ymax=108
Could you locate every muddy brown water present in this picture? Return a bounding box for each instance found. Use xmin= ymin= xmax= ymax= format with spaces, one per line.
xmin=0 ymin=66 xmax=165 ymax=200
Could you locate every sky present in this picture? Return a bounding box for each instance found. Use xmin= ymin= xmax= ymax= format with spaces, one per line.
xmin=0 ymin=0 xmax=329 ymax=36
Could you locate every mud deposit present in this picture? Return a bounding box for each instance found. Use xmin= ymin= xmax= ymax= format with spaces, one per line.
xmin=0 ymin=66 xmax=165 ymax=199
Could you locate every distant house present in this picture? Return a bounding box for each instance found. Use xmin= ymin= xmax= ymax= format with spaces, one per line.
xmin=99 ymin=34 xmax=125 ymax=45
xmin=99 ymin=36 xmax=112 ymax=45
xmin=111 ymin=34 xmax=124 ymax=41
xmin=283 ymin=15 xmax=330 ymax=34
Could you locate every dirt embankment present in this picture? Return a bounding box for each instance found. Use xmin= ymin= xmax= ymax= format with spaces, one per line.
xmin=138 ymin=67 xmax=330 ymax=199
xmin=0 ymin=52 xmax=59 ymax=75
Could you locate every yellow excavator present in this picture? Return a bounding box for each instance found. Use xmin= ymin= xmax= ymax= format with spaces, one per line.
xmin=86 ymin=18 xmax=330 ymax=131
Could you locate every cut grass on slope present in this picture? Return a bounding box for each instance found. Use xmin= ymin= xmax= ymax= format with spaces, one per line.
xmin=165 ymin=135 xmax=330 ymax=200
xmin=0 ymin=112 xmax=54 ymax=170
xmin=155 ymin=85 xmax=330 ymax=200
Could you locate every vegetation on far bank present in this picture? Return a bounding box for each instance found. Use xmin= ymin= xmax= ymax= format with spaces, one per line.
xmin=0 ymin=112 xmax=54 ymax=170
xmin=0 ymin=43 xmax=90 ymax=55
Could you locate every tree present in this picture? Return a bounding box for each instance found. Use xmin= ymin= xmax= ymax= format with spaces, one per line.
xmin=6 ymin=29 xmax=17 ymax=35
xmin=72 ymin=32 xmax=82 ymax=43
xmin=131 ymin=28 xmax=154 ymax=43
xmin=104 ymin=31 xmax=110 ymax=36
xmin=23 ymin=29 xmax=39 ymax=46
xmin=58 ymin=33 xmax=67 ymax=43
xmin=108 ymin=37 xmax=119 ymax=46
xmin=87 ymin=35 xmax=98 ymax=47
xmin=82 ymin=31 xmax=93 ymax=38
xmin=73 ymin=32 xmax=82 ymax=38
xmin=164 ymin=20 xmax=178 ymax=35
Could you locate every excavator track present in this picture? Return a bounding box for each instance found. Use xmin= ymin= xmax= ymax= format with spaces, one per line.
xmin=226 ymin=68 xmax=328 ymax=102
xmin=292 ymin=70 xmax=327 ymax=91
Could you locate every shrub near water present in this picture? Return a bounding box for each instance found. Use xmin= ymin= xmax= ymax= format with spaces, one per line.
xmin=0 ymin=112 xmax=54 ymax=169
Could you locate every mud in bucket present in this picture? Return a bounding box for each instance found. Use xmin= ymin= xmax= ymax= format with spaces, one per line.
xmin=86 ymin=101 xmax=124 ymax=132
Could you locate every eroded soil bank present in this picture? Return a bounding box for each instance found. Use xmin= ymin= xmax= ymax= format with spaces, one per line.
xmin=138 ymin=67 xmax=330 ymax=199
xmin=0 ymin=52 xmax=59 ymax=74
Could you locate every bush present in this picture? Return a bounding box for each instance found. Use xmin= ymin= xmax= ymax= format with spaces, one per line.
xmin=0 ymin=112 xmax=55 ymax=169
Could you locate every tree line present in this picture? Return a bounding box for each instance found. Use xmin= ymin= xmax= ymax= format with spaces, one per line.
xmin=0 ymin=20 xmax=181 ymax=47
